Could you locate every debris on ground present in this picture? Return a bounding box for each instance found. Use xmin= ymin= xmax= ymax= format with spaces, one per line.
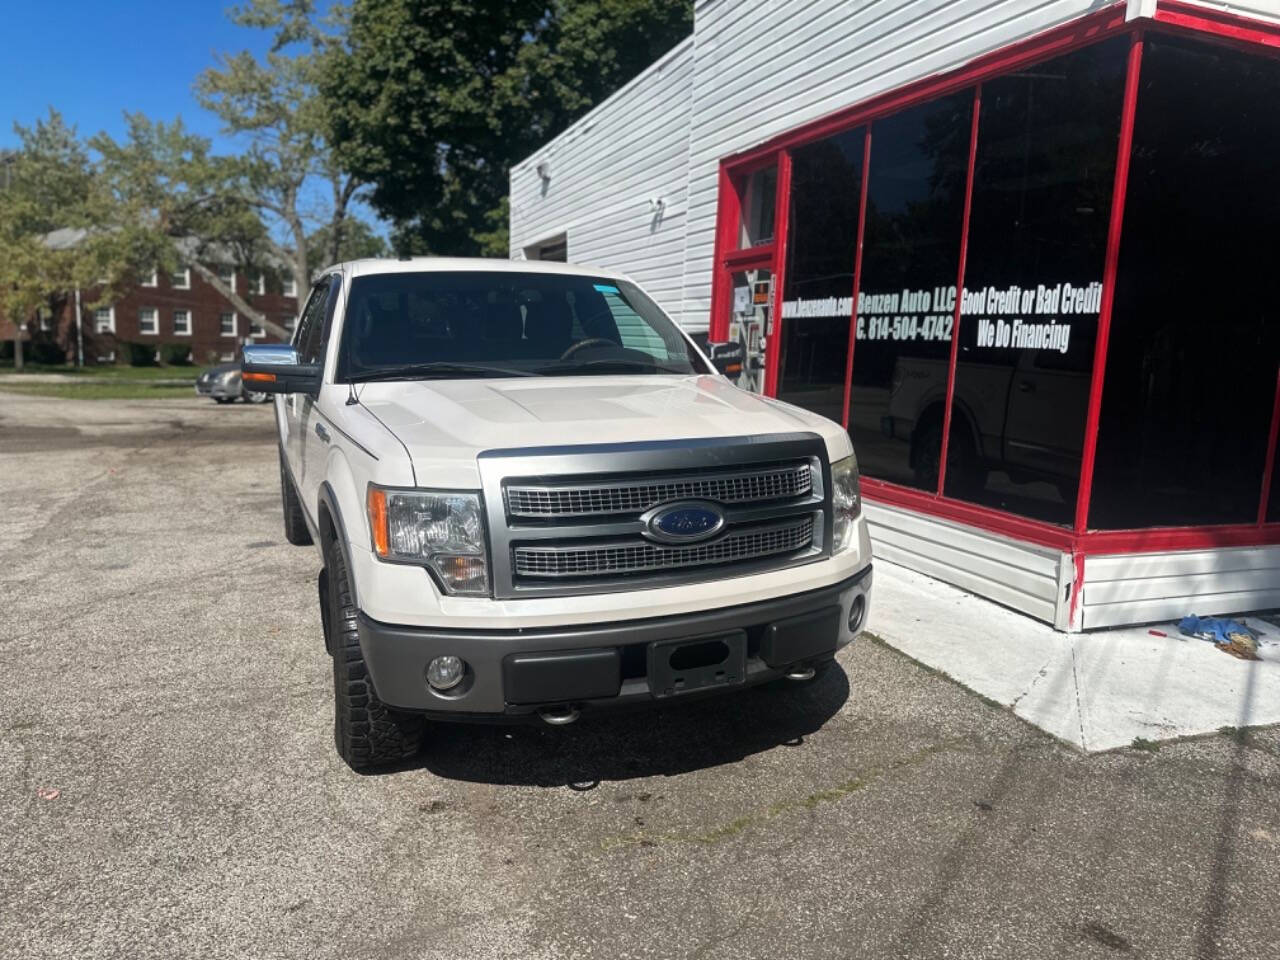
xmin=1219 ymin=634 xmax=1260 ymax=661
xmin=36 ymin=787 xmax=60 ymax=801
xmin=1177 ymin=615 xmax=1261 ymax=661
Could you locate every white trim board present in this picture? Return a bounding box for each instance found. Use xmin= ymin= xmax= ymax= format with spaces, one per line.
xmin=1082 ymin=544 xmax=1280 ymax=629
xmin=863 ymin=500 xmax=1069 ymax=628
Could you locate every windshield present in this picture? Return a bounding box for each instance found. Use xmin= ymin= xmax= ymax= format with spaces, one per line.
xmin=336 ymin=270 xmax=710 ymax=381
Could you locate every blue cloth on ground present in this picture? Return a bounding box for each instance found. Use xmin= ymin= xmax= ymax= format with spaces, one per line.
xmin=1177 ymin=615 xmax=1257 ymax=645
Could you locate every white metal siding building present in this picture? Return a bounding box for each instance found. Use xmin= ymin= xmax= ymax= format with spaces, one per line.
xmin=510 ymin=0 xmax=1280 ymax=630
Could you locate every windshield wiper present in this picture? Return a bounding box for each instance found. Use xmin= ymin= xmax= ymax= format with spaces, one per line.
xmin=347 ymin=362 xmax=538 ymax=383
xmin=540 ymin=358 xmax=692 ymax=376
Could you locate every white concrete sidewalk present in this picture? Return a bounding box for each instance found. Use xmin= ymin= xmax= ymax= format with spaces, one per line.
xmin=867 ymin=560 xmax=1280 ymax=751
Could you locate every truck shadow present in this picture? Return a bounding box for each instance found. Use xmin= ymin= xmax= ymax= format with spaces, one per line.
xmin=411 ymin=665 xmax=850 ymax=787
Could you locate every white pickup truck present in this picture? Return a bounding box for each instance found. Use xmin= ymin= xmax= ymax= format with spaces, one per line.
xmin=243 ymin=258 xmax=872 ymax=770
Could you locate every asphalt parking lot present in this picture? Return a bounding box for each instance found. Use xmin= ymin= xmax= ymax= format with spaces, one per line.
xmin=2 ymin=392 xmax=1279 ymax=960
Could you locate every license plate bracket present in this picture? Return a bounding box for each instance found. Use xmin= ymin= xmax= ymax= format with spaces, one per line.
xmin=647 ymin=631 xmax=747 ymax=699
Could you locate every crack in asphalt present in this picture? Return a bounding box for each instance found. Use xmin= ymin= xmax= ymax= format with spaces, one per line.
xmin=598 ymin=737 xmax=971 ymax=851
xmin=1070 ymin=643 xmax=1088 ymax=751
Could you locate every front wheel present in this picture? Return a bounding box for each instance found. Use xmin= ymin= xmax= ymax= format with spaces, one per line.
xmin=326 ymin=536 xmax=425 ymax=771
xmin=243 ymin=390 xmax=270 ymax=404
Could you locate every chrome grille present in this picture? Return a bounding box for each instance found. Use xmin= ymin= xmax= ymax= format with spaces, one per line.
xmin=506 ymin=462 xmax=811 ymax=519
xmin=513 ymin=516 xmax=815 ymax=579
xmin=481 ymin=435 xmax=831 ymax=599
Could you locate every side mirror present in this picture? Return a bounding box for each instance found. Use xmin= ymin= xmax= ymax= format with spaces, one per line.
xmin=706 ymin=341 xmax=744 ymax=377
xmin=241 ymin=343 xmax=321 ymax=396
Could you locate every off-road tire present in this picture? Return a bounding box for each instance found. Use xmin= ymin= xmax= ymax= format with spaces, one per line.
xmin=326 ymin=536 xmax=425 ymax=771
xmin=279 ymin=450 xmax=313 ymax=546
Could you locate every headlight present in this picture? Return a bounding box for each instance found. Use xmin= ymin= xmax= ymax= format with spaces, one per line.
xmin=218 ymin=369 xmax=240 ymax=383
xmin=831 ymin=455 xmax=861 ymax=553
xmin=366 ymin=485 xmax=489 ymax=596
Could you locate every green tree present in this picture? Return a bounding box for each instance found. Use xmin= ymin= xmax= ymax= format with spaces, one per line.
xmin=2 ymin=2 xmax=379 ymax=354
xmin=307 ymin=216 xmax=387 ymax=267
xmin=0 ymin=111 xmax=148 ymax=369
xmin=194 ymin=0 xmax=365 ymax=329
xmin=91 ymin=113 xmax=287 ymax=336
xmin=322 ymin=0 xmax=692 ymax=257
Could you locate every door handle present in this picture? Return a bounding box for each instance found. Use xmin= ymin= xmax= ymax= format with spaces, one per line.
xmin=314 ymin=422 xmax=330 ymax=444
xmin=1018 ymin=380 xmax=1036 ymax=393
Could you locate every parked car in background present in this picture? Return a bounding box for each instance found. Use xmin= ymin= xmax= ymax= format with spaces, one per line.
xmin=196 ymin=361 xmax=271 ymax=404
xmin=243 ymin=258 xmax=873 ymax=771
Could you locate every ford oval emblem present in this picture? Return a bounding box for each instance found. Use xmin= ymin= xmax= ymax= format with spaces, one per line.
xmin=642 ymin=501 xmax=725 ymax=544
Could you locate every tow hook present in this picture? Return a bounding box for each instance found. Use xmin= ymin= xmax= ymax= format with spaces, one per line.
xmin=784 ymin=665 xmax=817 ymax=681
xmin=537 ymin=705 xmax=581 ymax=726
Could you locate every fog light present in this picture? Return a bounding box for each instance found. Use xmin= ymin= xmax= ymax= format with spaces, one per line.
xmin=848 ymin=595 xmax=867 ymax=634
xmin=427 ymin=655 xmax=466 ymax=691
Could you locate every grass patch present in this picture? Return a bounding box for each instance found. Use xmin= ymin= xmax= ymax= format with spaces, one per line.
xmin=600 ymin=740 xmax=958 ymax=851
xmin=0 ymin=381 xmax=197 ymax=400
xmin=1218 ymin=725 xmax=1280 ymax=757
xmin=0 ymin=362 xmax=210 ymax=381
xmin=1130 ymin=737 xmax=1161 ymax=753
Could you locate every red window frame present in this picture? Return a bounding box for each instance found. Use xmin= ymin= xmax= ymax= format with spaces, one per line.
xmin=708 ymin=0 xmax=1280 ymax=556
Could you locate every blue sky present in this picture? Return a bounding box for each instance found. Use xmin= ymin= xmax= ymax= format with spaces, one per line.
xmin=1 ymin=1 xmax=277 ymax=151
xmin=1 ymin=1 xmax=384 ymax=240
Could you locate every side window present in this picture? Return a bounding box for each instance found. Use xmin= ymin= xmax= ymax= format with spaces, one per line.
xmin=597 ymin=284 xmax=672 ymax=360
xmin=297 ymin=277 xmax=336 ymax=365
xmin=292 ymin=284 xmax=322 ymax=352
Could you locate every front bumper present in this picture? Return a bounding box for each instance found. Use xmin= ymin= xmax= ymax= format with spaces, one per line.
xmin=357 ymin=564 xmax=872 ymax=717
xmin=195 ymin=381 xmax=239 ymax=399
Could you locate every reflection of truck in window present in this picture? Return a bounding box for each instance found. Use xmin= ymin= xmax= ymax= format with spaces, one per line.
xmin=884 ymin=345 xmax=1091 ymax=496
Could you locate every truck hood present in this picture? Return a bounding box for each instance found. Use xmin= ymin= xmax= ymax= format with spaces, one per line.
xmin=356 ymin=375 xmax=849 ymax=477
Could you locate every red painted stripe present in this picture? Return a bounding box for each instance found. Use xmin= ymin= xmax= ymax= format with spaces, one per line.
xmin=1082 ymin=524 xmax=1280 ymax=553
xmin=764 ymin=150 xmax=793 ymax=398
xmin=1073 ymin=33 xmax=1144 ymax=534
xmin=841 ymin=124 xmax=873 ymax=429
xmin=723 ymin=245 xmax=774 ymax=269
xmin=1256 ymin=366 xmax=1280 ymax=525
xmin=707 ymin=165 xmax=739 ymax=342
xmin=862 ymin=477 xmax=1280 ymax=555
xmin=860 ymin=476 xmax=1077 ymax=550
xmin=1154 ymin=0 xmax=1280 ymax=51
xmin=936 ymin=84 xmax=982 ymax=497
xmin=1069 ymin=550 xmax=1085 ymax=629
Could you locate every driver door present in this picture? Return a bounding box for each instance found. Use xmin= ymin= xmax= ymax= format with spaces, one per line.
xmin=283 ymin=280 xmax=331 ymax=489
xmin=297 ymin=276 xmax=339 ymax=508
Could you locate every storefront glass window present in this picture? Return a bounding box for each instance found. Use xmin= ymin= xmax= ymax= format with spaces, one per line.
xmin=727 ymin=266 xmax=772 ymax=394
xmin=943 ymin=38 xmax=1128 ymax=525
xmin=777 ymin=128 xmax=866 ymax=423
xmin=738 ymin=167 xmax=777 ymax=248
xmin=848 ymin=91 xmax=973 ymax=491
xmin=1089 ymin=37 xmax=1280 ymax=529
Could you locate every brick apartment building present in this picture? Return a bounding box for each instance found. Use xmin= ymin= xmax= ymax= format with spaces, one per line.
xmin=8 ymin=261 xmax=300 ymax=367
xmin=75 ymin=264 xmax=300 ymax=365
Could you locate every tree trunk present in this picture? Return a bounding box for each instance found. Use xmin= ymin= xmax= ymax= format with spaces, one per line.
xmin=13 ymin=331 xmax=23 ymax=372
xmin=328 ymin=176 xmax=360 ymax=268
xmin=189 ymin=262 xmax=291 ymax=340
